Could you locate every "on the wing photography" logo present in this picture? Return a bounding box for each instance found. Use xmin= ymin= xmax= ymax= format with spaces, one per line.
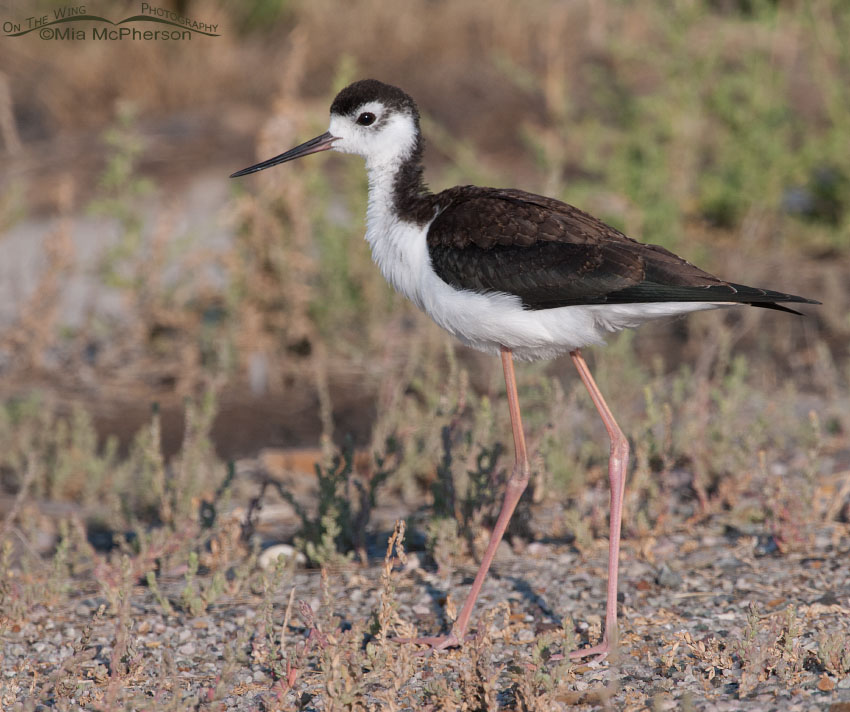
xmin=3 ymin=3 xmax=220 ymax=41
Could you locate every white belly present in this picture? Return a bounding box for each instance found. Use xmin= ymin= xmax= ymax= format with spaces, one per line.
xmin=364 ymin=214 xmax=726 ymax=361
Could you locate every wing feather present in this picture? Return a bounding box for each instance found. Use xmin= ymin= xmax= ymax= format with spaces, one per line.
xmin=427 ymin=187 xmax=817 ymax=311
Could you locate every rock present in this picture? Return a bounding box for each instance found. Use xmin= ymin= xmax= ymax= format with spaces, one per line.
xmin=656 ymin=563 xmax=683 ymax=589
xmin=258 ymin=544 xmax=307 ymax=569
xmin=715 ymin=556 xmax=745 ymax=572
xmin=526 ymin=541 xmax=548 ymax=557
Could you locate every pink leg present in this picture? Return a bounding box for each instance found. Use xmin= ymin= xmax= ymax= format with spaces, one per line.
xmin=397 ymin=346 xmax=531 ymax=650
xmin=568 ymin=349 xmax=629 ymax=660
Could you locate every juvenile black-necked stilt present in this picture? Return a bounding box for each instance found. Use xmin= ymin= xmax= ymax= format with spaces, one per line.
xmin=232 ymin=79 xmax=819 ymax=659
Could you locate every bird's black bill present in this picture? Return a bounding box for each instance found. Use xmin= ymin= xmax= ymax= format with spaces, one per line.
xmin=230 ymin=131 xmax=337 ymax=178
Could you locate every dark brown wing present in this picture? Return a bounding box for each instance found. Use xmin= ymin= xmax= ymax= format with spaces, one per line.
xmin=427 ymin=187 xmax=817 ymax=312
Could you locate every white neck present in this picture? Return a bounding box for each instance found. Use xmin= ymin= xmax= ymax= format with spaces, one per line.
xmin=362 ymin=157 xmax=431 ymax=311
xmin=364 ymin=159 xmax=401 ymax=247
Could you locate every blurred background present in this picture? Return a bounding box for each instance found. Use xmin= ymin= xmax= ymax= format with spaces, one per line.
xmin=1 ymin=0 xmax=848 ymax=563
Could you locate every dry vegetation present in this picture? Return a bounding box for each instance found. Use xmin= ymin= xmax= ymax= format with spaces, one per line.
xmin=1 ymin=0 xmax=849 ymax=709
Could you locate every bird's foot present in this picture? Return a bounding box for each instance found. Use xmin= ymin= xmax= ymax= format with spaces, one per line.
xmin=545 ymin=638 xmax=614 ymax=665
xmin=391 ymin=630 xmax=472 ymax=655
xmin=565 ymin=640 xmax=613 ymax=664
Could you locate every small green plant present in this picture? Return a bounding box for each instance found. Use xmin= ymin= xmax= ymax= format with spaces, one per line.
xmin=735 ymin=603 xmax=806 ymax=697
xmin=370 ymin=520 xmax=414 ymax=644
xmin=817 ymin=627 xmax=850 ymax=676
xmin=145 ymin=569 xmax=174 ymax=616
xmin=246 ymin=438 xmax=398 ymax=567
xmin=89 ymin=103 xmax=152 ymax=277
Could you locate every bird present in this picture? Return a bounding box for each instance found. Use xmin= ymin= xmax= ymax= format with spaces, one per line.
xmin=231 ymin=79 xmax=819 ymax=660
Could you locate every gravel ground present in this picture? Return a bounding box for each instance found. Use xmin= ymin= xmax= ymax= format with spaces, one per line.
xmin=3 ymin=516 xmax=850 ymax=710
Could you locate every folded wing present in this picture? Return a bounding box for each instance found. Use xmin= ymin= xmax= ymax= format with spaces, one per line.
xmin=427 ymin=188 xmax=817 ymax=313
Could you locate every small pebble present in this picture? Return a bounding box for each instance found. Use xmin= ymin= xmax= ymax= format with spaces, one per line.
xmin=753 ymin=534 xmax=780 ymax=557
xmin=716 ymin=556 xmax=745 ymax=572
xmin=258 ymin=544 xmax=306 ymax=569
xmin=178 ymin=642 xmax=196 ymax=656
xmin=814 ymin=534 xmax=831 ymax=550
xmin=403 ymin=552 xmax=421 ymax=571
xmin=515 ymin=628 xmax=535 ymax=642
xmin=656 ymin=564 xmax=683 ymax=589
xmin=526 ymin=542 xmax=547 ymax=557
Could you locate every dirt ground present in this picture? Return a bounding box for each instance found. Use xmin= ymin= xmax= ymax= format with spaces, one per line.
xmin=4 ymin=484 xmax=850 ymax=711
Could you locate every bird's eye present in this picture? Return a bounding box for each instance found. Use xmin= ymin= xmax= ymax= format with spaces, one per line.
xmin=356 ymin=112 xmax=376 ymax=126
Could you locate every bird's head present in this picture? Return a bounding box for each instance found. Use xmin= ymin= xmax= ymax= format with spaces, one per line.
xmin=231 ymin=79 xmax=421 ymax=178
